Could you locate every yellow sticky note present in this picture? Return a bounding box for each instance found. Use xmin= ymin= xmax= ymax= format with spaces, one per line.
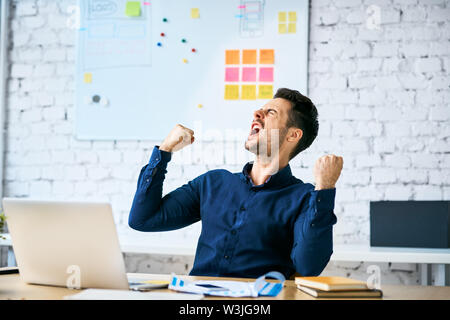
xmin=225 ymin=85 xmax=239 ymax=100
xmin=258 ymin=85 xmax=273 ymax=99
xmin=84 ymin=72 xmax=92 ymax=83
xmin=289 ymin=11 xmax=297 ymax=22
xmin=259 ymin=49 xmax=274 ymax=64
xmin=288 ymin=23 xmax=296 ymax=33
xmin=241 ymin=85 xmax=256 ymax=100
xmin=191 ymin=8 xmax=200 ymax=19
xmin=125 ymin=1 xmax=141 ymax=17
xmin=278 ymin=12 xmax=286 ymax=22
xmin=278 ymin=23 xmax=287 ymax=34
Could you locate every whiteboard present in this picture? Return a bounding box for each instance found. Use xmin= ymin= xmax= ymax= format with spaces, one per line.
xmin=75 ymin=0 xmax=309 ymax=140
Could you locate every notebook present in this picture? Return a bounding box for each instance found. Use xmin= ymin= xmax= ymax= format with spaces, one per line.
xmin=297 ymin=285 xmax=383 ymax=298
xmin=295 ymin=276 xmax=368 ymax=291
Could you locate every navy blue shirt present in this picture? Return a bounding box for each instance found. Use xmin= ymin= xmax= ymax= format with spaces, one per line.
xmin=129 ymin=146 xmax=337 ymax=279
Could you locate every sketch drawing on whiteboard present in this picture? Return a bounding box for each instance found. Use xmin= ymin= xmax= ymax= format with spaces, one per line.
xmin=239 ymin=0 xmax=265 ymax=38
xmin=87 ymin=0 xmax=146 ymax=20
xmin=88 ymin=0 xmax=119 ymax=20
xmin=81 ymin=0 xmax=151 ymax=70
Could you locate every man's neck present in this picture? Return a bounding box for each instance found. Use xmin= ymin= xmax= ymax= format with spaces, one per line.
xmin=249 ymin=154 xmax=290 ymax=186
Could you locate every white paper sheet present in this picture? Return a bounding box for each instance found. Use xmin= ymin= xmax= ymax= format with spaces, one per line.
xmin=64 ymin=289 xmax=204 ymax=300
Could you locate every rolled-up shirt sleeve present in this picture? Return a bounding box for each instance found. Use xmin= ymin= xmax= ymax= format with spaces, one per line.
xmin=290 ymin=188 xmax=337 ymax=276
xmin=128 ymin=146 xmax=201 ymax=232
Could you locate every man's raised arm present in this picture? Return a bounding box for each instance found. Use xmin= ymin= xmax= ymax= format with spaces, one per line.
xmin=290 ymin=155 xmax=343 ymax=276
xmin=128 ymin=124 xmax=200 ymax=232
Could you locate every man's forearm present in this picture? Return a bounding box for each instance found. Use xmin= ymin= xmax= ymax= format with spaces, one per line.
xmin=291 ymin=189 xmax=337 ymax=276
xmin=292 ymin=221 xmax=334 ymax=276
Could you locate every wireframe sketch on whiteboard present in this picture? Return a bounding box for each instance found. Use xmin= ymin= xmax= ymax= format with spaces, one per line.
xmin=239 ymin=0 xmax=265 ymax=38
xmin=88 ymin=0 xmax=145 ymax=20
xmin=80 ymin=0 xmax=152 ymax=70
xmin=88 ymin=0 xmax=119 ymax=19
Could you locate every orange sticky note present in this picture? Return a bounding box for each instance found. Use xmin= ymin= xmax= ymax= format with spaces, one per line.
xmin=225 ymin=50 xmax=240 ymax=65
xmin=242 ymin=49 xmax=257 ymax=64
xmin=258 ymin=85 xmax=273 ymax=99
xmin=241 ymin=85 xmax=256 ymax=100
xmin=224 ymin=85 xmax=239 ymax=100
xmin=84 ymin=72 xmax=92 ymax=83
xmin=259 ymin=49 xmax=274 ymax=64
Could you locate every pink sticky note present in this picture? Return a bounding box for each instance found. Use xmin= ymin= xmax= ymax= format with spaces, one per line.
xmin=225 ymin=67 xmax=239 ymax=82
xmin=242 ymin=67 xmax=256 ymax=82
xmin=259 ymin=67 xmax=274 ymax=82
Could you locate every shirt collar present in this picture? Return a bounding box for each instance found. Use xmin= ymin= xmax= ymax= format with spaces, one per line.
xmin=240 ymin=161 xmax=294 ymax=189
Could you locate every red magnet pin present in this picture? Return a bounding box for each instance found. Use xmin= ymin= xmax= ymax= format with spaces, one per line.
xmin=160 ymin=32 xmax=165 ymax=37
xmin=191 ymin=48 xmax=196 ymax=53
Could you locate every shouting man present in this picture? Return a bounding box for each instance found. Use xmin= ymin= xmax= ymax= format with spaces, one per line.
xmin=129 ymin=88 xmax=343 ymax=279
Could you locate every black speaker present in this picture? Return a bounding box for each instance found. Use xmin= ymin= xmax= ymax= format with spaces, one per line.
xmin=370 ymin=201 xmax=450 ymax=248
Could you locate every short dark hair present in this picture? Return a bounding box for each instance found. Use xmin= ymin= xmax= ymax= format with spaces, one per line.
xmin=273 ymin=88 xmax=319 ymax=159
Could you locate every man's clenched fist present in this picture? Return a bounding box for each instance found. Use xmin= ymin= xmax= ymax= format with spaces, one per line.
xmin=159 ymin=124 xmax=195 ymax=153
xmin=313 ymin=155 xmax=344 ymax=190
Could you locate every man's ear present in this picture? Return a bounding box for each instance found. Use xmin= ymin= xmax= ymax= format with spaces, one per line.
xmin=287 ymin=128 xmax=303 ymax=143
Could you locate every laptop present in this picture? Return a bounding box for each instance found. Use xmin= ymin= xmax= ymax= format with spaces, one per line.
xmin=2 ymin=198 xmax=160 ymax=291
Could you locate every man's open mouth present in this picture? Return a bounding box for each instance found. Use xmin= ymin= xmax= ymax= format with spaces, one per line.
xmin=250 ymin=121 xmax=263 ymax=136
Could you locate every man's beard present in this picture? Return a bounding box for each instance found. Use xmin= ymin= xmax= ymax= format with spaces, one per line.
xmin=245 ymin=128 xmax=287 ymax=160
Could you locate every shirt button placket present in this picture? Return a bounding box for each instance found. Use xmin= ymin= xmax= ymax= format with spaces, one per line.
xmin=223 ymin=205 xmax=246 ymax=266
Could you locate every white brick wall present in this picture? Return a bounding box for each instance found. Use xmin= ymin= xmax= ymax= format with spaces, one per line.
xmin=2 ymin=0 xmax=450 ymax=283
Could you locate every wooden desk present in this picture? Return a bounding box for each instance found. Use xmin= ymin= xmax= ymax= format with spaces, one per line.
xmin=1 ymin=273 xmax=449 ymax=300
xmin=3 ymin=233 xmax=450 ymax=286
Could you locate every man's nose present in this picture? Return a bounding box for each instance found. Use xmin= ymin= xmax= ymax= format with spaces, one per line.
xmin=253 ymin=109 xmax=264 ymax=120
